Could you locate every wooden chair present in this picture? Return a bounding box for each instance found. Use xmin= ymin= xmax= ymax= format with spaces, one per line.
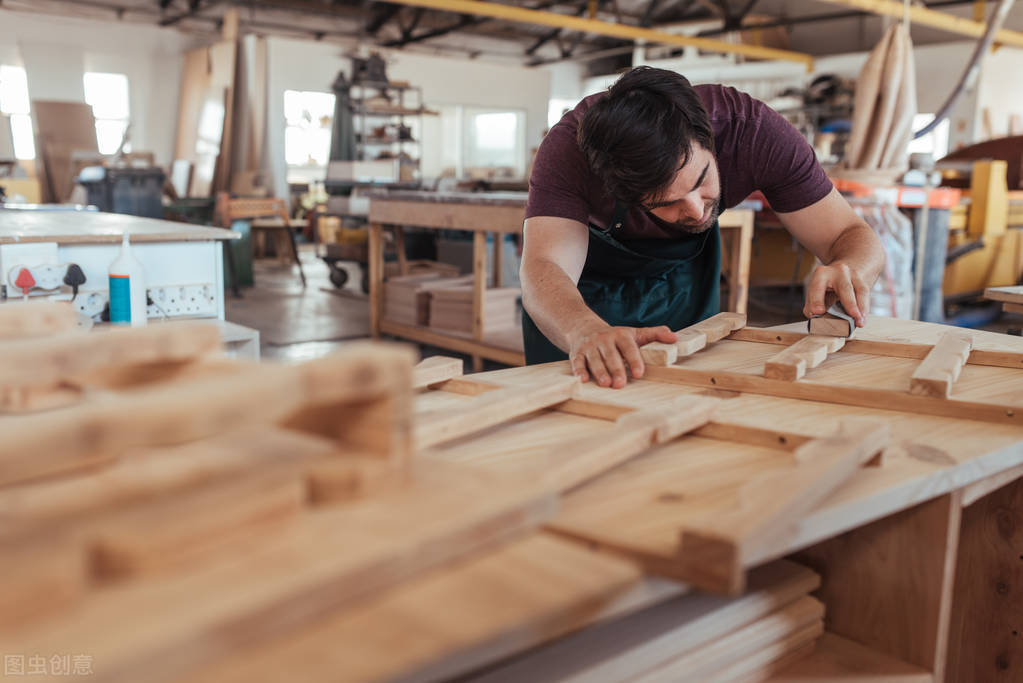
xmin=216 ymin=194 xmax=307 ymax=289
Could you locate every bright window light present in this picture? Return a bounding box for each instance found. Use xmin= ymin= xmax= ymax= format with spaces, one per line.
xmin=83 ymin=72 xmax=129 ymax=154
xmin=0 ymin=66 xmax=34 ymax=160
xmin=907 ymin=113 xmax=950 ymax=159
xmin=464 ymin=108 xmax=525 ymax=173
xmin=283 ymin=90 xmax=335 ymax=169
xmin=547 ymin=98 xmax=576 ymax=128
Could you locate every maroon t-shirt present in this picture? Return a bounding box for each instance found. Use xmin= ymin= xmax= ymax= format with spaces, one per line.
xmin=526 ymin=84 xmax=833 ymax=240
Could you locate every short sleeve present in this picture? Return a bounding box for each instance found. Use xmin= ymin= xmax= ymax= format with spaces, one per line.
xmin=524 ymin=121 xmax=594 ymax=224
xmin=750 ymin=103 xmax=833 ymax=213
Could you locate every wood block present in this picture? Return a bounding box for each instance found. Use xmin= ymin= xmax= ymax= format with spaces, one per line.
xmin=764 ymin=336 xmax=846 ymax=381
xmin=690 ymin=311 xmax=747 ymax=342
xmin=415 ymin=376 xmax=578 ymax=449
xmin=305 ymin=457 xmax=405 ymax=505
xmin=909 ymin=330 xmax=973 ymax=398
xmin=0 ymin=320 xmax=223 ymax=393
xmin=679 ymin=420 xmax=890 ymax=595
xmin=0 ymin=343 xmax=415 ymax=486
xmin=640 ymin=342 xmax=678 ymax=366
xmin=90 ymin=470 xmax=306 ymax=580
xmin=413 ymin=356 xmax=464 ymax=388
xmin=0 ymin=301 xmax=80 ymax=339
xmin=808 ymin=314 xmax=853 ymax=337
xmin=633 ymin=596 xmax=825 ymax=682
xmin=1003 ymin=302 xmax=1023 ymax=314
xmin=638 ymin=312 xmax=745 ymax=366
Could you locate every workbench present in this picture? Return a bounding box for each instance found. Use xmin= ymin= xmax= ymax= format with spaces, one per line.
xmin=6 ymin=309 xmax=1023 ymax=682
xmin=366 ymin=190 xmax=754 ymax=370
xmin=0 ymin=208 xmax=257 ymax=358
xmin=407 ymin=316 xmax=1023 ymax=682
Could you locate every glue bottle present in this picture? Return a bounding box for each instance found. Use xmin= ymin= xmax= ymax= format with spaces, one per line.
xmin=108 ymin=233 xmax=147 ymax=327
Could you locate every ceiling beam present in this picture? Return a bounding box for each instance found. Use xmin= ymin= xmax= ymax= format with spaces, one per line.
xmin=382 ymin=0 xmax=567 ymax=47
xmin=812 ymin=0 xmax=1023 ymax=48
xmin=379 ymin=0 xmax=815 ymax=66
xmin=159 ymin=0 xmax=221 ymax=26
xmin=525 ymin=0 xmax=589 ymax=55
xmin=365 ymin=3 xmax=403 ymax=34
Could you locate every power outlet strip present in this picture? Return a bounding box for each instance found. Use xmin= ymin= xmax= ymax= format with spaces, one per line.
xmin=148 ymin=284 xmax=217 ymax=318
xmin=73 ymin=290 xmax=109 ymax=319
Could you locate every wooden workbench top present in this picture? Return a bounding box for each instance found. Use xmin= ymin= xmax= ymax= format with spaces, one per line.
xmin=0 ymin=209 xmax=238 ymax=244
xmin=437 ymin=317 xmax=1023 ymax=569
xmin=363 ymin=189 xmax=529 ymax=206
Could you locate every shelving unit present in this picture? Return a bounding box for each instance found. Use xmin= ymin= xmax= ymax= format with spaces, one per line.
xmin=348 ymin=80 xmax=437 ymax=186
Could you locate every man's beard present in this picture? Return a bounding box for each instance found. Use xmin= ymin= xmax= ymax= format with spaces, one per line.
xmin=668 ymin=197 xmax=722 ymax=235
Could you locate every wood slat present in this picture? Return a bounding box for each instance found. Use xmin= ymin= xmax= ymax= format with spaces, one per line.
xmin=640 ymin=312 xmax=746 ymax=366
xmin=643 ymin=364 xmax=1023 ymax=426
xmin=764 ymin=335 xmax=846 ymax=381
xmin=910 ymin=330 xmax=973 ymax=398
xmin=679 ymin=420 xmax=890 ymax=594
xmin=415 ymin=376 xmax=578 ymax=448
xmin=412 ymin=355 xmax=464 ymax=388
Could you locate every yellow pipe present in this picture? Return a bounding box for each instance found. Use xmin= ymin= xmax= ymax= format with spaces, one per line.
xmin=814 ymin=0 xmax=1023 ymax=48
xmin=385 ymin=0 xmax=816 ymax=68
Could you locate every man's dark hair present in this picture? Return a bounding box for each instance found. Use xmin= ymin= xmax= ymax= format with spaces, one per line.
xmin=577 ymin=66 xmax=713 ymax=206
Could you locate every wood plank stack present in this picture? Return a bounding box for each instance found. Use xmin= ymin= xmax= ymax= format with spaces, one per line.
xmin=429 ymin=285 xmax=521 ymax=334
xmin=383 ymin=273 xmax=471 ymax=326
xmin=470 ymin=560 xmax=825 ymax=682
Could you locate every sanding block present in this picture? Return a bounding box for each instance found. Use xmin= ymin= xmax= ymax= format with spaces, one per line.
xmin=808 ymin=303 xmax=856 ymax=338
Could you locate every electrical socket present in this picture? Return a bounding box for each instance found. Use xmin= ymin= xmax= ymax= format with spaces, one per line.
xmin=147 ymin=284 xmax=217 ymax=318
xmin=75 ymin=290 xmax=108 ymax=319
xmin=28 ymin=264 xmax=65 ymax=291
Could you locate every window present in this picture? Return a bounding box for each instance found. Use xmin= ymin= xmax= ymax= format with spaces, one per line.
xmin=907 ymin=113 xmax=950 ymax=160
xmin=547 ymin=98 xmax=576 ymax=128
xmin=283 ymin=90 xmax=335 ymax=177
xmin=0 ymin=65 xmax=35 ymax=160
xmin=463 ymin=107 xmax=526 ymax=177
xmin=83 ymin=72 xmax=129 ymax=155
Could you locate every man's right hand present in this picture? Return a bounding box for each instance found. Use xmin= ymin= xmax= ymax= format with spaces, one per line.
xmin=568 ymin=322 xmax=678 ymax=389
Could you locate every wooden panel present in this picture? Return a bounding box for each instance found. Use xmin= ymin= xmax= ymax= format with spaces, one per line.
xmin=679 ymin=421 xmax=889 ymax=594
xmin=634 ymin=597 xmax=824 ymax=682
xmin=795 ymin=493 xmax=961 ymax=677
xmin=470 ymin=560 xmax=819 ymax=683
xmin=188 ymin=534 xmax=643 ymax=683
xmin=5 ymin=459 xmax=557 ymax=681
xmin=948 ymin=475 xmax=1023 ymax=682
xmin=768 ymin=632 xmax=933 ymax=681
xmin=910 ymin=331 xmax=974 ymax=398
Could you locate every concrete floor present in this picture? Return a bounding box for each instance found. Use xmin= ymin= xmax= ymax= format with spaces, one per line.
xmin=228 ymin=247 xmax=1020 ymax=366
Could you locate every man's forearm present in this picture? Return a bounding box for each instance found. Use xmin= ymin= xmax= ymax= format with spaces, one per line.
xmin=521 ymin=259 xmax=606 ymax=352
xmin=826 ymin=222 xmax=885 ymax=285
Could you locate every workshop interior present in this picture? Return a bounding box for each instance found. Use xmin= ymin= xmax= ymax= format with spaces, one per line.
xmin=1 ymin=1 xmax=1023 ymax=681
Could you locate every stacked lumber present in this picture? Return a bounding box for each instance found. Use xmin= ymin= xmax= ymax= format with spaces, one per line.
xmin=383 ymin=273 xmax=471 ymax=326
xmin=0 ymin=304 xmax=646 ymax=683
xmin=429 ymin=285 xmax=521 ymax=334
xmin=470 ymin=560 xmax=824 ymax=683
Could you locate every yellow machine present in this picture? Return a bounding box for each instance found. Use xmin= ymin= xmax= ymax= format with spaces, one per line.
xmin=944 ymin=160 xmax=1023 ymax=297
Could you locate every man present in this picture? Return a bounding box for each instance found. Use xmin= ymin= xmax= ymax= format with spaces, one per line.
xmin=520 ymin=66 xmax=885 ymax=388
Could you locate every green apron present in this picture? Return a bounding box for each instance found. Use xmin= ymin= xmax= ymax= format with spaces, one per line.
xmin=522 ymin=209 xmax=722 ymax=364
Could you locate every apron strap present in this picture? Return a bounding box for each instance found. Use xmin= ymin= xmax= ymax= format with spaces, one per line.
xmin=601 ymin=200 xmax=629 ymax=238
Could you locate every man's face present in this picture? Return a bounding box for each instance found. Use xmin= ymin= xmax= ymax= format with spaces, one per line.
xmin=640 ymin=145 xmax=721 ymax=234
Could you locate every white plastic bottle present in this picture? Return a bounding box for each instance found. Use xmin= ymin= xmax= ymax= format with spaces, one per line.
xmin=108 ymin=233 xmax=147 ymax=327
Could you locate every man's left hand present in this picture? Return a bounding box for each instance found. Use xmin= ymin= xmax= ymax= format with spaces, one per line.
xmin=803 ymin=262 xmax=869 ymax=327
